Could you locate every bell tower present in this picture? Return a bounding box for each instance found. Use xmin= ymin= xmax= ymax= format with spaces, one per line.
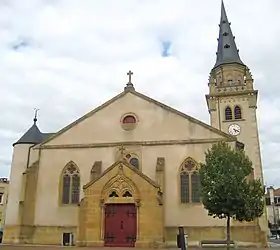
xmin=206 ymin=0 xmax=260 ymax=175
xmin=206 ymin=1 xmax=268 ymax=241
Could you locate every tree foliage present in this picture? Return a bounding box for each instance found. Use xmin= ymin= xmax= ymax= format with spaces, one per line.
xmin=199 ymin=141 xmax=265 ymax=221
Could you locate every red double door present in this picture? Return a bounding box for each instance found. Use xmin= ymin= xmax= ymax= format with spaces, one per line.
xmin=104 ymin=204 xmax=137 ymax=247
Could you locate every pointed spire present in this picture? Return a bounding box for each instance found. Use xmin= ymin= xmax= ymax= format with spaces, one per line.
xmin=213 ymin=1 xmax=244 ymax=69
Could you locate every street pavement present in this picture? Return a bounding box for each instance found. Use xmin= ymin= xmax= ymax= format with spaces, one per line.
xmin=269 ymin=238 xmax=280 ymax=248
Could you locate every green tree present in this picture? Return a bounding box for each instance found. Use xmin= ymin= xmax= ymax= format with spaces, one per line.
xmin=199 ymin=141 xmax=265 ymax=249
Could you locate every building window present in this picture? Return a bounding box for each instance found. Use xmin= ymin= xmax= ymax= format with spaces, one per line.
xmin=0 ymin=193 xmax=3 ymax=204
xmin=123 ymin=191 xmax=133 ymax=197
xmin=180 ymin=173 xmax=189 ymax=203
xmin=227 ymin=79 xmax=233 ymax=86
xmin=126 ymin=153 xmax=139 ymax=169
xmin=121 ymin=113 xmax=138 ymax=131
xmin=234 ymin=105 xmax=242 ymax=119
xmin=180 ymin=158 xmax=201 ymax=204
xmin=225 ymin=106 xmax=233 ymax=120
xmin=61 ymin=161 xmax=80 ymax=205
xmin=123 ymin=115 xmax=136 ymax=124
xmin=109 ymin=191 xmax=119 ymax=197
xmin=191 ymin=172 xmax=200 ymax=203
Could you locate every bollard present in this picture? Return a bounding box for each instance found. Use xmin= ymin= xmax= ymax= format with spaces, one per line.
xmin=177 ymin=226 xmax=187 ymax=250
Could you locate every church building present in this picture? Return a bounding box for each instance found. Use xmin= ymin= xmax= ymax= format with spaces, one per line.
xmin=3 ymin=2 xmax=268 ymax=248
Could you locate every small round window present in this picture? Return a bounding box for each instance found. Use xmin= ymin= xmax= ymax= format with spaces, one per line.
xmin=129 ymin=158 xmax=139 ymax=169
xmin=123 ymin=115 xmax=136 ymax=124
xmin=121 ymin=114 xmax=138 ymax=131
xmin=125 ymin=153 xmax=139 ymax=169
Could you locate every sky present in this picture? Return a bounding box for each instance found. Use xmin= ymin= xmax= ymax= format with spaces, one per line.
xmin=1 ymin=0 xmax=280 ymax=186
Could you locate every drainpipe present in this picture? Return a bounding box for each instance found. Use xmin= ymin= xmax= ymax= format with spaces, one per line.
xmin=26 ymin=144 xmax=35 ymax=169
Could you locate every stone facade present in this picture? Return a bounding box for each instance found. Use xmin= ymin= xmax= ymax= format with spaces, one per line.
xmin=77 ymin=160 xmax=164 ymax=247
xmin=0 ymin=178 xmax=9 ymax=231
xmin=3 ymin=88 xmax=267 ymax=247
xmin=3 ymin=3 xmax=268 ymax=247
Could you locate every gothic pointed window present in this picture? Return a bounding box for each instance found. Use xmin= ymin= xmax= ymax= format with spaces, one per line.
xmin=225 ymin=106 xmax=233 ymax=120
xmin=180 ymin=173 xmax=189 ymax=203
xmin=234 ymin=105 xmax=242 ymax=119
xmin=191 ymin=172 xmax=200 ymax=203
xmin=180 ymin=158 xmax=201 ymax=204
xmin=227 ymin=79 xmax=233 ymax=86
xmin=109 ymin=191 xmax=119 ymax=197
xmin=61 ymin=162 xmax=80 ymax=204
xmin=123 ymin=191 xmax=133 ymax=197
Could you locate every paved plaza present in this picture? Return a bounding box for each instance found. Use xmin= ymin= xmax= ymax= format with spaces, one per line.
xmin=0 ymin=245 xmax=280 ymax=250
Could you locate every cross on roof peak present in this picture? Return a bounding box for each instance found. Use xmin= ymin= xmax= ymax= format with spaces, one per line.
xmin=124 ymin=70 xmax=135 ymax=92
xmin=127 ymin=70 xmax=133 ymax=83
xmin=118 ymin=145 xmax=127 ymax=161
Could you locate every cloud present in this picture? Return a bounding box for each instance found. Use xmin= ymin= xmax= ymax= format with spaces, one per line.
xmin=1 ymin=0 xmax=280 ymax=186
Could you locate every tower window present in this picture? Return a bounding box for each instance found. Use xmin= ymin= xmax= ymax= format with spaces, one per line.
xmin=225 ymin=107 xmax=233 ymax=120
xmin=227 ymin=79 xmax=233 ymax=86
xmin=224 ymin=44 xmax=230 ymax=48
xmin=234 ymin=106 xmax=242 ymax=119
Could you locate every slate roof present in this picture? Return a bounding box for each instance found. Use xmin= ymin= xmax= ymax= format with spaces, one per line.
xmin=213 ymin=1 xmax=244 ymax=69
xmin=13 ymin=119 xmax=54 ymax=146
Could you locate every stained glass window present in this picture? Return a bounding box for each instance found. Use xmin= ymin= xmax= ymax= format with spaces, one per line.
xmin=61 ymin=162 xmax=80 ymax=205
xmin=180 ymin=158 xmax=201 ymax=204
xmin=191 ymin=172 xmax=200 ymax=203
xmin=130 ymin=158 xmax=139 ymax=169
xmin=62 ymin=175 xmax=70 ymax=204
xmin=180 ymin=173 xmax=189 ymax=203
xmin=126 ymin=154 xmax=140 ymax=169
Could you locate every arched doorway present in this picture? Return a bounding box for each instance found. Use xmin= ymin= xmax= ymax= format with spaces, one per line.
xmin=104 ymin=202 xmax=137 ymax=247
xmin=101 ymin=172 xmax=140 ymax=247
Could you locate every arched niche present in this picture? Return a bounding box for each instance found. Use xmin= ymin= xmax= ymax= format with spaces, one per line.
xmin=101 ymin=170 xmax=140 ymax=202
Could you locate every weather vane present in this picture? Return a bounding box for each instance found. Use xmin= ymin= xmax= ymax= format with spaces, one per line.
xmin=34 ymin=108 xmax=39 ymax=123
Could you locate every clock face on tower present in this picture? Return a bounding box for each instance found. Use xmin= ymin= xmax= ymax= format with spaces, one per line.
xmin=228 ymin=124 xmax=241 ymax=136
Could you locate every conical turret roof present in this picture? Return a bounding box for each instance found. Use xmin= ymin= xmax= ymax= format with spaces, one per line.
xmin=13 ymin=115 xmax=54 ymax=146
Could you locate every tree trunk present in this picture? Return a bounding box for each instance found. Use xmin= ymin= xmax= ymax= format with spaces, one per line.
xmin=226 ymin=215 xmax=231 ymax=250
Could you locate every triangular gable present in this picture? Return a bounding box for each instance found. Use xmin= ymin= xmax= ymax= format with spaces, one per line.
xmin=83 ymin=159 xmax=159 ymax=190
xmin=130 ymin=91 xmax=235 ymax=140
xmin=37 ymin=88 xmax=235 ymax=147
